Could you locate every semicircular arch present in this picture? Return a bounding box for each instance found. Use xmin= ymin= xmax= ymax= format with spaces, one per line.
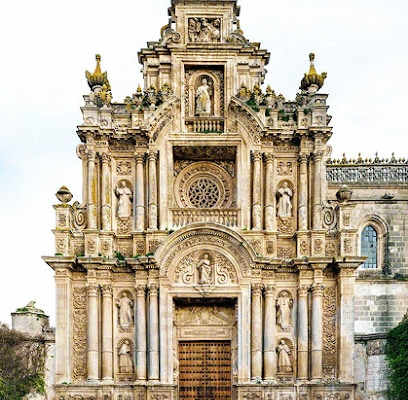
xmin=156 ymin=223 xmax=257 ymax=282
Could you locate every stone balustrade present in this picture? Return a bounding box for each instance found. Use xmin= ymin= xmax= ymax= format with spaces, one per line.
xmin=185 ymin=117 xmax=225 ymax=133
xmin=171 ymin=208 xmax=239 ymax=228
xmin=326 ymin=164 xmax=408 ymax=184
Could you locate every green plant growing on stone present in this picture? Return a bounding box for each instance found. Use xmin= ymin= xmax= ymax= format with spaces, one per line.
xmin=0 ymin=323 xmax=46 ymax=399
xmin=386 ymin=317 xmax=408 ymax=400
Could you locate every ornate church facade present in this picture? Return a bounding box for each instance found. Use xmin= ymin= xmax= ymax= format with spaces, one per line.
xmin=43 ymin=1 xmax=408 ymax=399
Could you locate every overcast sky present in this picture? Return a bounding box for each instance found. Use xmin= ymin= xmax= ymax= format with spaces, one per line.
xmin=0 ymin=0 xmax=407 ymax=326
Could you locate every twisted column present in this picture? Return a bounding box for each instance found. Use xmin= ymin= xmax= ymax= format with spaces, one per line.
xmin=251 ymin=283 xmax=263 ymax=379
xmin=263 ymin=284 xmax=276 ymax=380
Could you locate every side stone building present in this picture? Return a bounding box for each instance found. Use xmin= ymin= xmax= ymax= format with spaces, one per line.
xmin=42 ymin=1 xmax=408 ymax=399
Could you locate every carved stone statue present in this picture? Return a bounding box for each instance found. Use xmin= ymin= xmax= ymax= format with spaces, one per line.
xmin=118 ymin=340 xmax=134 ymax=373
xmin=115 ymin=181 xmax=133 ymax=218
xmin=276 ymin=182 xmax=293 ymax=217
xmin=116 ymin=292 xmax=133 ymax=329
xmin=277 ymin=339 xmax=292 ymax=372
xmin=195 ymin=79 xmax=211 ymax=116
xmin=188 ymin=18 xmax=221 ymax=43
xmin=276 ymin=291 xmax=292 ymax=331
xmin=197 ymin=253 xmax=212 ymax=284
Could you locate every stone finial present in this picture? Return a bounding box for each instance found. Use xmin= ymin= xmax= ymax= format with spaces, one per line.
xmin=299 ymin=53 xmax=327 ymax=93
xmin=55 ymin=185 xmax=73 ymax=203
xmin=336 ymin=184 xmax=353 ymax=203
xmin=85 ymin=54 xmax=111 ymax=92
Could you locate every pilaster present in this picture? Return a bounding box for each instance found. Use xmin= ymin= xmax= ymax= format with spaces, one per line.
xmin=251 ymin=283 xmax=263 ymax=379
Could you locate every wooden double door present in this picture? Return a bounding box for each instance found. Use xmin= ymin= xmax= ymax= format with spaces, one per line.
xmin=178 ymin=340 xmax=232 ymax=400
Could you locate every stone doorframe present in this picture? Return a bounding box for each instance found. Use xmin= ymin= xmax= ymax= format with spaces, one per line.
xmin=155 ymin=223 xmax=257 ymax=384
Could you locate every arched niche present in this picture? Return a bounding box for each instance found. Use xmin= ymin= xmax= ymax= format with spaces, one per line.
xmin=187 ymin=70 xmax=222 ymax=117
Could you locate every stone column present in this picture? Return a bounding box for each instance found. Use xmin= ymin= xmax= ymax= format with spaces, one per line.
xmin=298 ymin=154 xmax=309 ymax=231
xmin=100 ymin=153 xmax=112 ymax=231
xmin=87 ymin=150 xmax=97 ymax=229
xmin=101 ymin=285 xmax=113 ymax=382
xmin=135 ymin=153 xmax=146 ymax=231
xmin=54 ymin=266 xmax=73 ymax=384
xmin=87 ymin=283 xmax=99 ymax=382
xmin=337 ymin=262 xmax=359 ymax=382
xmin=263 ymin=284 xmax=276 ymax=380
xmin=297 ymin=285 xmax=309 ymax=380
xmin=264 ymin=153 xmax=276 ymax=231
xmin=311 ymin=283 xmax=323 ymax=380
xmin=251 ymin=151 xmax=262 ymax=230
xmin=148 ymin=151 xmax=158 ymax=230
xmin=135 ymin=284 xmax=147 ymax=382
xmin=251 ymin=283 xmax=263 ymax=379
xmin=312 ymin=151 xmax=323 ymax=230
xmin=148 ymin=284 xmax=159 ymax=381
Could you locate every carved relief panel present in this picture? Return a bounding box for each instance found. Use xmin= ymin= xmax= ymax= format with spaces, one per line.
xmin=173 ymin=250 xmax=237 ymax=287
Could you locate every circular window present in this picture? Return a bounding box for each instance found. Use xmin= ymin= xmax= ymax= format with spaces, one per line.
xmin=174 ymin=162 xmax=233 ymax=209
xmin=188 ymin=177 xmax=220 ymax=208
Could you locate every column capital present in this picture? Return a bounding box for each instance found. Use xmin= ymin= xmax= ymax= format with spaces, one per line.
xmin=298 ymin=285 xmax=310 ymax=297
xmin=312 ymin=151 xmax=324 ymax=162
xmin=263 ymin=152 xmax=275 ymax=163
xmin=264 ymin=284 xmax=276 ymax=295
xmin=148 ymin=284 xmax=159 ymax=294
xmin=311 ymin=283 xmax=324 ymax=296
xmin=251 ymin=150 xmax=262 ymax=163
xmin=298 ymin=154 xmax=309 ymax=164
xmin=251 ymin=283 xmax=264 ymax=295
xmin=135 ymin=152 xmax=146 ymax=164
xmin=148 ymin=150 xmax=158 ymax=162
xmin=99 ymin=153 xmax=112 ymax=165
xmin=101 ymin=284 xmax=113 ymax=297
xmin=136 ymin=284 xmax=146 ymax=295
xmin=86 ymin=150 xmax=96 ymax=163
xmin=87 ymin=283 xmax=99 ymax=296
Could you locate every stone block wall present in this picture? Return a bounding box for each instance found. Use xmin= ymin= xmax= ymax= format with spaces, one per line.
xmin=354 ymin=281 xmax=408 ymax=334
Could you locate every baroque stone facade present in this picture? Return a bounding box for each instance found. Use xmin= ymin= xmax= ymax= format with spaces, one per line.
xmin=43 ymin=1 xmax=408 ymax=399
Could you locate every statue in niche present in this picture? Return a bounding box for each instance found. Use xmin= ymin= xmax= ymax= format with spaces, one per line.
xmin=195 ymin=78 xmax=212 ymax=116
xmin=197 ymin=253 xmax=212 ymax=284
xmin=118 ymin=340 xmax=134 ymax=373
xmin=115 ymin=180 xmax=133 ymax=218
xmin=276 ymin=291 xmax=292 ymax=331
xmin=276 ymin=182 xmax=293 ymax=217
xmin=116 ymin=292 xmax=134 ymax=329
xmin=277 ymin=339 xmax=292 ymax=372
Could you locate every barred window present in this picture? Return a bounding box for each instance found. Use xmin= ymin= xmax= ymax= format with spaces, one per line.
xmin=361 ymin=225 xmax=377 ymax=268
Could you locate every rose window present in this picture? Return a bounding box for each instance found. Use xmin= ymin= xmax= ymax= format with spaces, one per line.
xmin=174 ymin=161 xmax=234 ymax=209
xmin=188 ymin=177 xmax=220 ymax=208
